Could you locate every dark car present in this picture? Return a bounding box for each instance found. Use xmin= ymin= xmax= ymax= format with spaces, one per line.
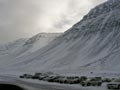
xmin=19 ymin=74 xmax=32 ymax=79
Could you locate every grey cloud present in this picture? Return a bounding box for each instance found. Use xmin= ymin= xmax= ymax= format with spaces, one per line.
xmin=53 ymin=0 xmax=107 ymax=31
xmin=0 ymin=0 xmax=106 ymax=42
xmin=0 ymin=0 xmax=42 ymax=42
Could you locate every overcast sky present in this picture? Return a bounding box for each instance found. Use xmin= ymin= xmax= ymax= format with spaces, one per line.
xmin=0 ymin=0 xmax=107 ymax=42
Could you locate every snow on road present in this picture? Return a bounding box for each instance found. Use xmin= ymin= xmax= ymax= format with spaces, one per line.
xmin=0 ymin=75 xmax=108 ymax=90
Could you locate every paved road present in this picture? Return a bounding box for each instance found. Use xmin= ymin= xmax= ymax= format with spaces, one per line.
xmin=0 ymin=75 xmax=107 ymax=90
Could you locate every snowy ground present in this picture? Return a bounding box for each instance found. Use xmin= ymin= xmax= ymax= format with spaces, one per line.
xmin=0 ymin=74 xmax=108 ymax=90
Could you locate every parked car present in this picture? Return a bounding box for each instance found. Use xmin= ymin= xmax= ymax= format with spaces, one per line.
xmin=102 ymin=78 xmax=112 ymax=82
xmin=107 ymin=82 xmax=120 ymax=89
xmin=32 ymin=73 xmax=43 ymax=79
xmin=19 ymin=74 xmax=32 ymax=79
xmin=81 ymin=79 xmax=102 ymax=86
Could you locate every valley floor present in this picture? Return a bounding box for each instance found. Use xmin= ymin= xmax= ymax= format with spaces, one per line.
xmin=0 ymin=74 xmax=108 ymax=90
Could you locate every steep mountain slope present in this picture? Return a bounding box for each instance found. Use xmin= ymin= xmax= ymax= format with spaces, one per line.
xmin=21 ymin=33 xmax=61 ymax=55
xmin=0 ymin=39 xmax=27 ymax=57
xmin=1 ymin=0 xmax=120 ymax=71
xmin=0 ymin=33 xmax=61 ymax=68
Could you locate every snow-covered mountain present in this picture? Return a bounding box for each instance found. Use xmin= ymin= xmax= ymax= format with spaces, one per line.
xmin=0 ymin=33 xmax=61 ymax=56
xmin=0 ymin=39 xmax=27 ymax=56
xmin=1 ymin=0 xmax=120 ymax=72
xmin=0 ymin=33 xmax=61 ymax=68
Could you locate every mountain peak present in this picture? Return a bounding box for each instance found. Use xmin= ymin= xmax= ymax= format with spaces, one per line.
xmin=83 ymin=0 xmax=120 ymax=20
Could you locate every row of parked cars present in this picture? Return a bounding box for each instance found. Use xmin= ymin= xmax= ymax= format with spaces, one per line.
xmin=19 ymin=72 xmax=120 ymax=89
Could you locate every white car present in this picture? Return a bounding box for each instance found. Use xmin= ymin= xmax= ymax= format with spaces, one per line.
xmin=107 ymin=82 xmax=120 ymax=89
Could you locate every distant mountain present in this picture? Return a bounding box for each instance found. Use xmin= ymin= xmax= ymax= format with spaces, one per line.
xmin=1 ymin=0 xmax=120 ymax=72
xmin=0 ymin=33 xmax=61 ymax=68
